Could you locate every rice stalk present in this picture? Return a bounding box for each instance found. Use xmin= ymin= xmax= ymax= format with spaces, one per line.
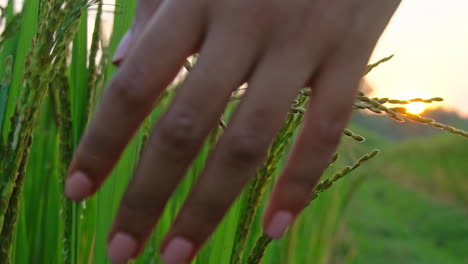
xmin=343 ymin=129 xmax=365 ymax=143
xmin=309 ymin=150 xmax=380 ymax=202
xmin=91 ymin=33 xmax=111 ymax=108
xmin=0 ymin=136 xmax=31 ymax=264
xmin=328 ymin=153 xmax=339 ymax=167
xmin=374 ymin=96 xmax=444 ymax=105
xmin=364 ymin=54 xmax=394 ymax=75
xmin=246 ymin=235 xmax=272 ymax=264
xmin=246 ymin=150 xmax=380 ymax=264
xmin=230 ymin=89 xmax=309 ymax=264
xmin=0 ymin=1 xmax=90 ymax=263
xmin=400 ymin=112 xmax=468 ymax=138
xmin=86 ymin=0 xmax=103 ymax=120
xmin=355 ymin=93 xmax=468 ymax=138
xmin=0 ymin=55 xmax=12 ymax=135
xmin=50 ymin=53 xmax=75 ymax=264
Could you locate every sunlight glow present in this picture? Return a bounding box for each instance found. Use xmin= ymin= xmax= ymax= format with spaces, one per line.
xmin=405 ymin=102 xmax=426 ymax=115
xmin=368 ymin=0 xmax=468 ymax=117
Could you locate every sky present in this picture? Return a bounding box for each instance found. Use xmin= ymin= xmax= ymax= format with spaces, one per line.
xmin=367 ymin=0 xmax=468 ymax=117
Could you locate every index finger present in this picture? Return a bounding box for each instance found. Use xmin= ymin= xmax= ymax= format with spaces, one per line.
xmin=65 ymin=0 xmax=205 ymax=201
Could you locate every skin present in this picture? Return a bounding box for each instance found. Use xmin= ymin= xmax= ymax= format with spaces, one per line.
xmin=66 ymin=0 xmax=401 ymax=263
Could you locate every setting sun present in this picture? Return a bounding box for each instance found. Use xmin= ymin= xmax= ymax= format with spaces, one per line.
xmin=367 ymin=0 xmax=468 ymax=117
xmin=405 ymin=102 xmax=427 ymax=115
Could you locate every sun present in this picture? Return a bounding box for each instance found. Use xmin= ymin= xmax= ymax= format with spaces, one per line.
xmin=405 ymin=102 xmax=427 ymax=115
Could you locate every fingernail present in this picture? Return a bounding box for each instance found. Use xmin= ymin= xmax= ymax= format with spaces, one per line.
xmin=161 ymin=237 xmax=193 ymax=264
xmin=266 ymin=211 xmax=294 ymax=239
xmin=108 ymin=232 xmax=138 ymax=264
xmin=112 ymin=30 xmax=132 ymax=65
xmin=65 ymin=171 xmax=93 ymax=201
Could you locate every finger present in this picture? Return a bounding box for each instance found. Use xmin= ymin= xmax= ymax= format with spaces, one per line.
xmin=262 ymin=2 xmax=400 ymax=239
xmin=112 ymin=30 xmax=132 ymax=66
xmin=65 ymin=0 xmax=205 ymax=201
xmin=107 ymin=29 xmax=261 ymax=263
xmin=159 ymin=45 xmax=318 ymax=264
xmin=112 ymin=0 xmax=164 ymax=65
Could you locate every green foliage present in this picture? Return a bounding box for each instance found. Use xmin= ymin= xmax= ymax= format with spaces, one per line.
xmin=345 ymin=173 xmax=468 ymax=264
xmin=374 ymin=135 xmax=468 ymax=207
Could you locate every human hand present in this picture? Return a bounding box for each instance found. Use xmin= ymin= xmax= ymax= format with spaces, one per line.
xmin=65 ymin=0 xmax=401 ymax=263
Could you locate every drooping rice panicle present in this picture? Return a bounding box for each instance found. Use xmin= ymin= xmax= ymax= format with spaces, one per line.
xmin=230 ymin=89 xmax=309 ymax=264
xmin=246 ymin=150 xmax=380 ymax=264
xmin=343 ymin=128 xmax=365 ymax=143
xmin=363 ymin=54 xmax=394 ymax=76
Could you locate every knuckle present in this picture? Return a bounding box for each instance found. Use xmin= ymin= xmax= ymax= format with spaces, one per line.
xmin=239 ymin=0 xmax=271 ymax=14
xmin=135 ymin=0 xmax=161 ymax=23
xmin=283 ymin=176 xmax=316 ymax=211
xmin=326 ymin=20 xmax=347 ymax=40
xmin=121 ymin=192 xmax=163 ymax=219
xmin=224 ymin=129 xmax=269 ymax=165
xmin=111 ymin=73 xmax=151 ymax=110
xmin=317 ymin=11 xmax=346 ymax=36
xmin=214 ymin=0 xmax=274 ymax=29
xmin=72 ymin=140 xmax=117 ymax=181
xmin=348 ymin=23 xmax=369 ymax=46
xmin=316 ymin=118 xmax=345 ymax=151
xmin=157 ymin=110 xmax=200 ymax=154
xmin=348 ymin=12 xmax=377 ymax=47
xmin=191 ymin=196 xmax=226 ymax=224
xmin=301 ymin=7 xmax=346 ymax=41
xmin=178 ymin=209 xmax=216 ymax=240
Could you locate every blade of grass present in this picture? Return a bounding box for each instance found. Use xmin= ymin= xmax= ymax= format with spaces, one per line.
xmin=0 ymin=0 xmax=37 ymax=141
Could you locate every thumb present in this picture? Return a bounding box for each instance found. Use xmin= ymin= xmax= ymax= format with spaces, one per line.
xmin=112 ymin=0 xmax=163 ymax=66
xmin=112 ymin=30 xmax=132 ymax=66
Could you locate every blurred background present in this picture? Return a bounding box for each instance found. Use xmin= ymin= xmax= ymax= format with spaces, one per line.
xmin=330 ymin=1 xmax=468 ymax=262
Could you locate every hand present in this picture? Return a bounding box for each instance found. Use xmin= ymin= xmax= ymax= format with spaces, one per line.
xmin=65 ymin=0 xmax=401 ymax=263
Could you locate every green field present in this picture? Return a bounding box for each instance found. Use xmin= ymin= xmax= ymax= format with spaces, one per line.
xmin=340 ymin=132 xmax=468 ymax=264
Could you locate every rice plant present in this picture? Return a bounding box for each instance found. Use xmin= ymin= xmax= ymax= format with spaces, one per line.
xmin=0 ymin=1 xmax=466 ymax=264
